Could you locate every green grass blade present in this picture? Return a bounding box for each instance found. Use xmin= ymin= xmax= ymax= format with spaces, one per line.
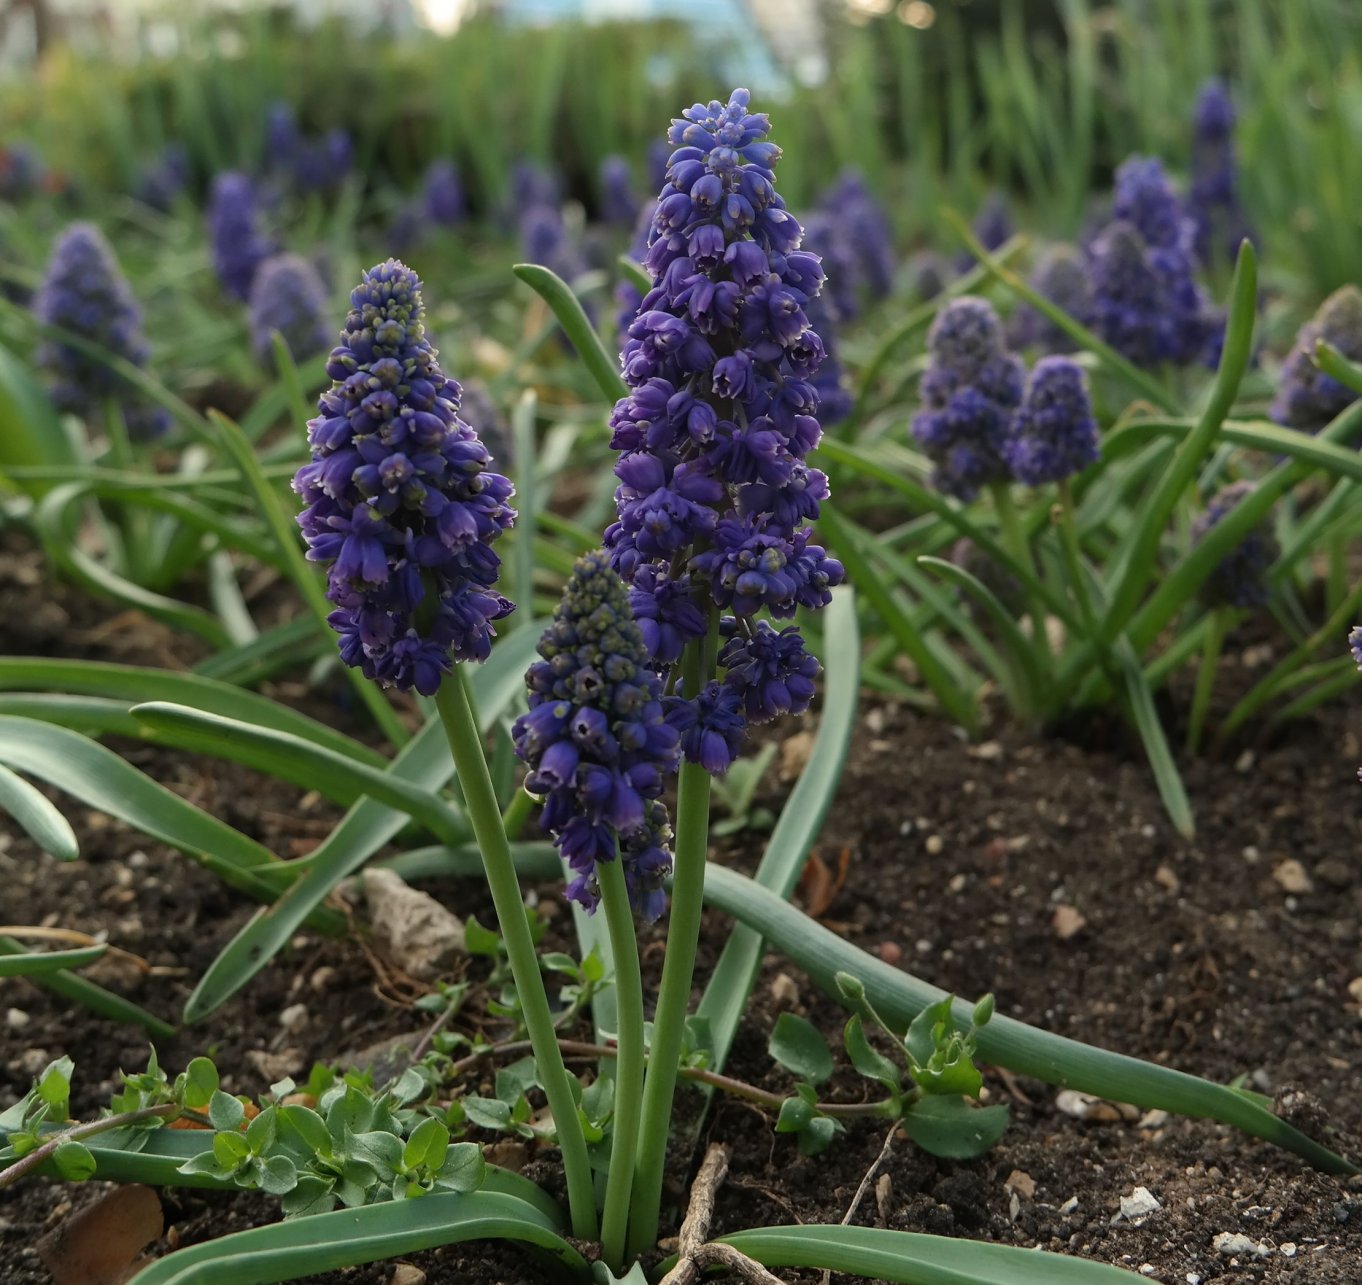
xmin=129 ymin=703 xmax=466 ymax=845
xmin=700 ymin=865 xmax=1356 ymax=1174
xmin=697 ymin=587 xmax=859 ymax=1077
xmin=0 ymin=761 xmax=79 ymax=860
xmin=512 ymin=263 xmax=627 ymax=403
xmin=715 ymin=1225 xmax=1143 ymax=1283
xmin=0 ymin=341 xmax=76 ymax=475
xmin=820 ymin=507 xmax=978 ymax=733
xmin=1101 ymin=240 xmax=1258 ymax=641
xmin=0 ymin=937 xmax=174 ymax=1038
xmin=1115 ymin=643 xmax=1194 ymax=837
xmin=0 ymin=658 xmax=385 ymax=768
xmin=0 ymin=942 xmax=106 ymax=976
xmin=126 ymin=1192 xmax=589 ymax=1285
xmin=184 ymin=632 xmax=538 ymax=1022
xmin=193 ymin=616 xmax=324 ymax=684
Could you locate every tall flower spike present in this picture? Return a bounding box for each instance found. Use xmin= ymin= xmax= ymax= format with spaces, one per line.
xmin=423 ymin=160 xmax=467 ymax=226
xmin=606 ymin=88 xmax=843 ymax=775
xmin=1006 ymin=244 xmax=1090 ymax=354
xmin=1002 ymin=356 xmax=1099 ymax=487
xmin=1270 ymin=286 xmax=1362 ymax=432
xmin=513 ymin=550 xmax=680 ymax=920
xmin=819 ymin=168 xmax=895 ymax=300
xmin=599 ymin=155 xmax=640 ymax=228
xmin=1188 ymin=80 xmax=1253 ymax=269
xmin=911 ymin=296 xmax=1025 ymax=501
xmin=249 ymin=253 xmax=331 ymax=367
xmin=35 ymin=222 xmax=168 ymax=438
xmin=293 ymin=260 xmax=516 ymax=695
xmin=955 ymin=190 xmax=1011 ymax=273
xmin=1190 ymin=481 xmax=1277 ymax=609
xmin=208 ymin=172 xmax=274 ymax=301
xmin=1349 ymin=625 xmax=1362 ymax=670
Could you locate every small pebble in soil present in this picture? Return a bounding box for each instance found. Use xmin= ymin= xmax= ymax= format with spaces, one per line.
xmin=1213 ymin=1231 xmax=1271 ymax=1258
xmin=1116 ymin=1186 xmax=1161 ymax=1222
xmin=6 ymin=1008 xmax=29 ymax=1030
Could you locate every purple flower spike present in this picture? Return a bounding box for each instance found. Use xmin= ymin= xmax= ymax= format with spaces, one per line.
xmin=1349 ymin=624 xmax=1362 ymax=669
xmin=423 ymin=160 xmax=467 ymax=226
xmin=1270 ymin=286 xmax=1362 ymax=432
xmin=208 ymin=172 xmax=274 ymax=301
xmin=1189 ymin=80 xmax=1254 ymax=268
xmin=35 ymin=222 xmax=168 ymax=438
xmin=1002 ymin=356 xmax=1100 ymax=487
xmin=605 ymin=88 xmax=844 ymax=775
xmin=599 ymin=155 xmax=640 ymax=228
xmin=249 ymin=253 xmax=331 ymax=367
xmin=293 ymin=260 xmax=516 ymax=694
xmin=911 ymin=297 xmax=1025 ymax=501
xmin=1007 ymin=245 xmax=1091 ymax=354
xmin=1190 ymin=480 xmax=1277 ymax=609
xmin=513 ymin=550 xmax=680 ymax=920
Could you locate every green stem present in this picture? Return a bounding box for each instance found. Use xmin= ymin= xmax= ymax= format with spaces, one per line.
xmin=434 ymin=667 xmax=598 ymax=1242
xmin=597 ymin=856 xmax=645 ymax=1271
xmin=627 ymin=753 xmax=713 ymax=1258
xmin=991 ymin=482 xmax=1050 ymax=710
xmin=103 ymin=399 xmax=148 ymax=585
xmin=1186 ymin=608 xmax=1227 ymax=756
xmin=1056 ymin=479 xmax=1096 ymax=638
xmin=1327 ymin=530 xmax=1348 ymax=615
xmin=500 ymin=785 xmax=535 ymax=840
xmin=0 ymin=1102 xmax=182 ymax=1190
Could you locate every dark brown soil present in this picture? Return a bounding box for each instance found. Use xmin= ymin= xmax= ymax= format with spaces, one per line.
xmin=2 ymin=533 xmax=1361 ymax=1285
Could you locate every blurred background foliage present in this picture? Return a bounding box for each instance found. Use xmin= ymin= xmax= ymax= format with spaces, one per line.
xmin=1 ymin=0 xmax=1360 ymax=295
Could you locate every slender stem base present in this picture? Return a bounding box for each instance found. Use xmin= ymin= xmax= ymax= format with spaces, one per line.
xmin=597 ymin=857 xmax=645 ymax=1270
xmin=627 ymin=756 xmax=713 ymax=1259
xmin=992 ymin=482 xmax=1051 ymax=712
xmin=434 ymin=668 xmax=598 ymax=1242
xmin=1186 ymin=608 xmax=1228 ymax=755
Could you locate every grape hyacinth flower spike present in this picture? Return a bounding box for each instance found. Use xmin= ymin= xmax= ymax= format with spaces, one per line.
xmin=1002 ymin=356 xmax=1100 ymax=487
xmin=249 ymin=252 xmax=331 ymax=367
xmin=208 ymin=172 xmax=274 ymax=301
xmin=911 ymin=296 xmax=1025 ymax=501
xmin=35 ymin=222 xmax=168 ymax=438
xmin=607 ymin=86 xmax=844 ymax=775
xmin=513 ymin=550 xmax=680 ymax=920
xmin=1270 ymin=285 xmax=1362 ymax=432
xmin=293 ymin=259 xmax=516 ymax=695
xmin=1190 ymin=481 xmax=1277 ymax=611
xmin=1189 ymin=79 xmax=1253 ymax=269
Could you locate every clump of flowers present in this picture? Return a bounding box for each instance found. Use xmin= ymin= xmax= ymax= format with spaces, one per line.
xmin=512 ymin=550 xmax=680 ymax=920
xmin=249 ymin=253 xmax=332 ymax=367
xmin=423 ymin=160 xmax=467 ymax=226
xmin=818 ymin=168 xmax=895 ymax=301
xmin=1007 ymin=244 xmax=1090 ymax=353
xmin=293 ymin=260 xmax=515 ymax=695
xmin=294 ymin=129 xmax=352 ymax=196
xmin=911 ymin=296 xmax=1026 ymax=501
xmin=599 ymin=155 xmax=640 ymax=228
xmin=956 ymin=190 xmax=1012 ymax=272
xmin=1002 ymin=355 xmax=1099 ymax=486
xmin=520 ymin=203 xmax=587 ymax=285
xmin=1188 ymin=80 xmax=1253 ymax=269
xmin=34 ymin=222 xmax=168 ymax=438
xmin=135 ymin=143 xmax=189 ymax=212
xmin=606 ymin=87 xmax=843 ymax=774
xmin=1087 ymin=158 xmax=1214 ymax=368
xmin=1190 ymin=480 xmax=1277 ymax=609
xmin=0 ymin=141 xmax=43 ymax=202
xmin=1269 ymin=286 xmax=1362 ymax=431
xmin=208 ymin=172 xmax=274 ymax=301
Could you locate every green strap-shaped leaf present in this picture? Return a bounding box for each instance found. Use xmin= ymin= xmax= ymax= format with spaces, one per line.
xmin=125 ymin=1191 xmax=588 ymax=1285
xmin=184 ymin=630 xmax=540 ymax=1022
xmin=0 ymin=937 xmax=174 ymax=1038
xmin=697 ymin=588 xmax=859 ymax=1078
xmin=0 ymin=761 xmax=79 ymax=860
xmin=512 ymin=263 xmax=628 ymax=403
xmin=820 ymin=509 xmax=978 ymax=733
xmin=0 ymin=943 xmax=105 ymax=976
xmin=700 ymin=864 xmax=1356 ymax=1174
xmin=711 ymin=1225 xmax=1144 ymax=1283
xmin=0 ymin=341 xmax=76 ymax=475
xmin=32 ymin=484 xmax=231 ymax=648
xmin=193 ymin=616 xmax=323 ymax=684
xmin=129 ymin=703 xmax=466 ymax=845
xmin=1100 ymin=239 xmax=1258 ymax=642
xmin=0 ymin=658 xmax=386 ymax=768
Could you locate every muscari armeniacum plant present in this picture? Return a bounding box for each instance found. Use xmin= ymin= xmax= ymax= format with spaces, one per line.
xmin=34 ymin=221 xmax=169 ymax=440
xmin=291 ymin=258 xmax=601 ymax=1241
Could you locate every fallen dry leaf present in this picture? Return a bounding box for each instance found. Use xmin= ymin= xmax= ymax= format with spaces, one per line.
xmin=798 ymin=847 xmax=852 ymax=918
xmin=38 ymin=1185 xmax=163 ymax=1285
